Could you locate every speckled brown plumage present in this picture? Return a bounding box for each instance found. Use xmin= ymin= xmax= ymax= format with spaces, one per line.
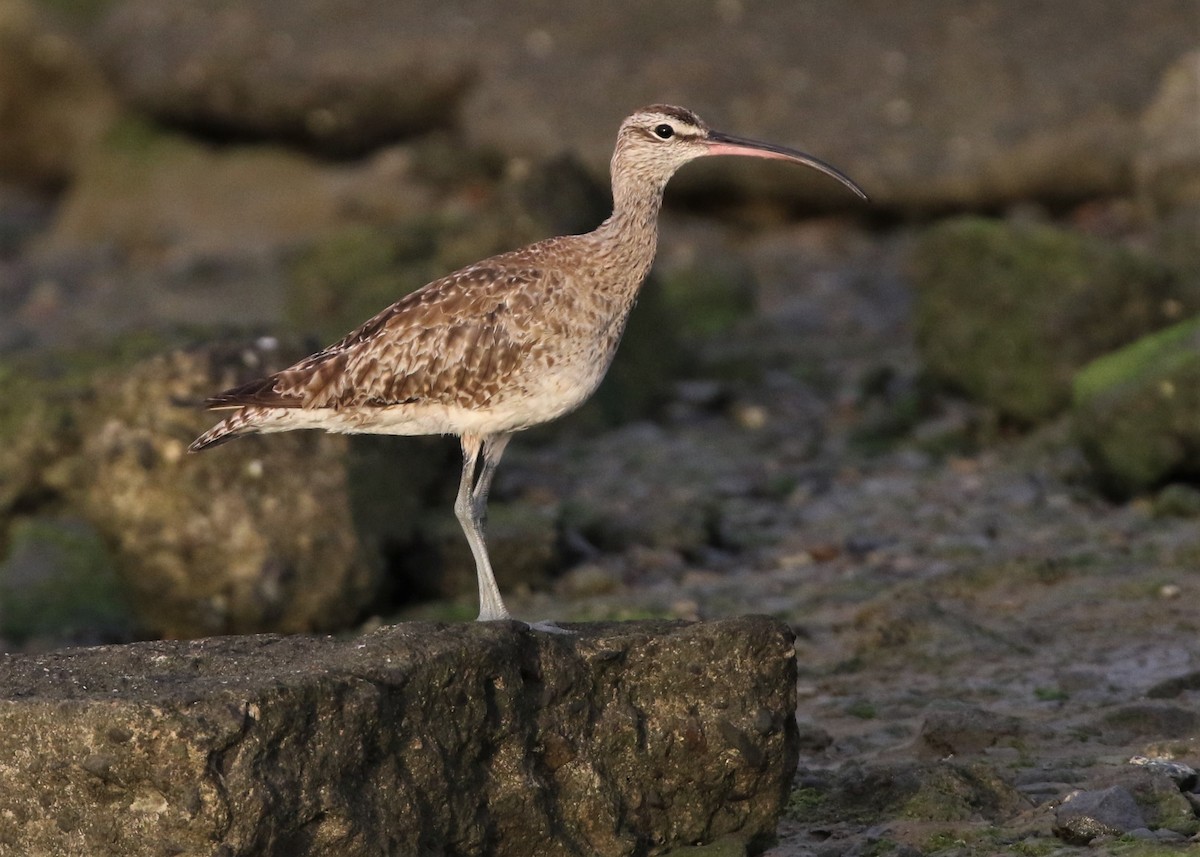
xmin=190 ymin=104 xmax=867 ymax=624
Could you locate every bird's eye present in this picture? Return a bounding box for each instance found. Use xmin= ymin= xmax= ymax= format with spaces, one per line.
xmin=653 ymin=124 xmax=674 ymax=140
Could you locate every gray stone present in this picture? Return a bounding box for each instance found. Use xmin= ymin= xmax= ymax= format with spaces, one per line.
xmin=1152 ymin=483 xmax=1200 ymax=518
xmin=1147 ymin=670 xmax=1200 ymax=700
xmin=1098 ymin=767 xmax=1200 ymax=837
xmin=1053 ymin=786 xmax=1146 ymax=845
xmin=410 ymin=502 xmax=560 ymax=603
xmin=803 ymin=760 xmax=1030 ymax=826
xmin=558 ymin=424 xmax=762 ymax=555
xmin=43 ymin=127 xmax=393 ymax=273
xmin=0 ymin=616 xmax=797 ymax=857
xmin=1129 ymin=755 xmax=1199 ymax=791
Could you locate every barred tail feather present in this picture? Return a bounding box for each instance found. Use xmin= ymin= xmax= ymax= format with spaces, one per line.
xmin=188 ymin=408 xmax=260 ymax=453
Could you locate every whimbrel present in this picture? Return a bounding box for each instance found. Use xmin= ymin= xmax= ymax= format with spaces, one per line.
xmin=190 ymin=104 xmax=867 ymax=627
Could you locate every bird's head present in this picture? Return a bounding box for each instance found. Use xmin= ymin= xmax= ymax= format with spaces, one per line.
xmin=612 ymin=104 xmax=867 ymax=201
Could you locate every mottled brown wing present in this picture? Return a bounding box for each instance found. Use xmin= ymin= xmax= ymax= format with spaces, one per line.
xmin=206 ymin=262 xmax=555 ymax=411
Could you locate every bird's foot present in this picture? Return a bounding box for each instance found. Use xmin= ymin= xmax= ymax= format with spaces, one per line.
xmin=475 ymin=609 xmax=574 ymax=634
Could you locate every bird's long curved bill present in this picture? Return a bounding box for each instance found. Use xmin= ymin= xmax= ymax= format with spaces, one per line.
xmin=705 ymin=130 xmax=869 ymax=200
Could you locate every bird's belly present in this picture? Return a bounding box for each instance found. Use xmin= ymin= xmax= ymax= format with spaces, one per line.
xmin=256 ymin=352 xmax=613 ymax=439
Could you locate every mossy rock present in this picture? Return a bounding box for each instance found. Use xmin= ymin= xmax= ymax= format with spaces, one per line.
xmin=0 ymin=516 xmax=134 ymax=643
xmin=1072 ymin=315 xmax=1200 ymax=497
xmin=1119 ymin=770 xmax=1200 ymax=836
xmin=657 ymin=258 xmax=757 ymax=340
xmin=396 ymin=502 xmax=560 ymax=605
xmin=1136 ymin=49 xmax=1200 ymax=215
xmin=285 ymin=222 xmax=445 ymax=344
xmin=49 ymin=117 xmax=350 ymax=263
xmin=796 ymin=761 xmax=1028 ymax=826
xmin=912 ymin=217 xmax=1191 ymax=423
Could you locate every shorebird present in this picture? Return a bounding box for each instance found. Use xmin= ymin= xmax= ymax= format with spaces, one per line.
xmin=190 ymin=104 xmax=867 ymax=627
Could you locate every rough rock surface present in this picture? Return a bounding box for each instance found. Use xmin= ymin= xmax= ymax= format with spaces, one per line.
xmin=69 ymin=346 xmax=383 ymax=638
xmin=84 ymin=0 xmax=1198 ymax=209
xmin=0 ymin=616 xmax=798 ymax=857
xmin=39 ymin=124 xmax=425 ymax=271
xmin=0 ymin=339 xmax=427 ymax=640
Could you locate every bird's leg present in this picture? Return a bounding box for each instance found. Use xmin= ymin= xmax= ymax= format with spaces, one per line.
xmin=454 ymin=434 xmax=572 ymax=634
xmin=455 ymin=433 xmax=512 ymax=622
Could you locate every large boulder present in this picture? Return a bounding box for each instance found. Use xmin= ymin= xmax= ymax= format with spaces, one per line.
xmin=0 ymin=338 xmax=452 ymax=640
xmin=64 ymin=345 xmax=385 ymax=637
xmin=0 ymin=0 xmax=116 ymax=189
xmin=0 ymin=616 xmax=799 ymax=857
xmin=1072 ymin=315 xmax=1200 ymax=497
xmin=86 ymin=0 xmax=1198 ymax=210
xmin=911 ymin=217 xmax=1194 ymax=423
xmin=94 ymin=1 xmax=473 ymax=156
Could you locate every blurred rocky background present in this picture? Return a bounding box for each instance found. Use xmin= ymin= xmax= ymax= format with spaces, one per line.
xmin=1 ymin=0 xmax=1199 ymax=853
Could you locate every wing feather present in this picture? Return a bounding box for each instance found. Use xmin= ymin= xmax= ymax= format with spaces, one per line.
xmin=205 ymin=256 xmax=565 ymax=412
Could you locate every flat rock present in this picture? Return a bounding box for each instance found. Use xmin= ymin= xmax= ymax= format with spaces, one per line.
xmin=95 ymin=1 xmax=472 ymax=157
xmin=0 ymin=616 xmax=798 ymax=857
